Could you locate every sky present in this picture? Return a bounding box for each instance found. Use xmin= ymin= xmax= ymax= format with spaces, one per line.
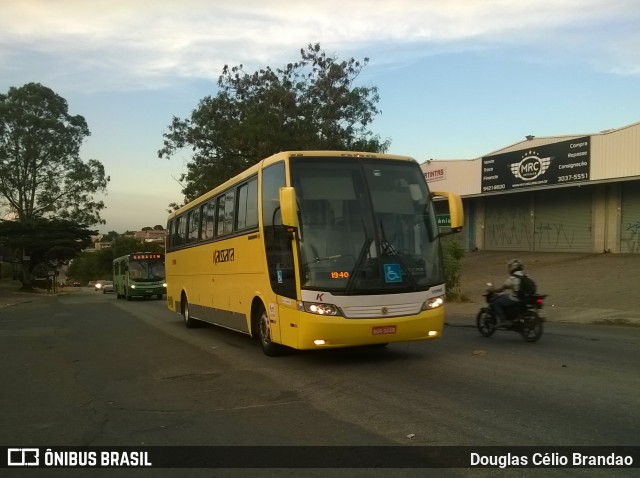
xmin=1 ymin=0 xmax=639 ymax=233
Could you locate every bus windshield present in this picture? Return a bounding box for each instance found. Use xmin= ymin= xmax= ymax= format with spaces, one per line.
xmin=291 ymin=157 xmax=442 ymax=294
xmin=129 ymin=260 xmax=165 ymax=282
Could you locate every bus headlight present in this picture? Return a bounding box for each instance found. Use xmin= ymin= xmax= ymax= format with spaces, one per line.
xmin=298 ymin=301 xmax=341 ymax=316
xmin=163 ymin=283 xmax=167 ymax=288
xmin=422 ymin=296 xmax=444 ymax=310
xmin=130 ymin=284 xmax=136 ymax=289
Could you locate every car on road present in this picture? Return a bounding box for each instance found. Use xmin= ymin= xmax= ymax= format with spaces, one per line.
xmin=94 ymin=280 xmax=108 ymax=292
xmin=101 ymin=281 xmax=114 ymax=294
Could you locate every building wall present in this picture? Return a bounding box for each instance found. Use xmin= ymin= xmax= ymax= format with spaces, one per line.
xmin=620 ymin=181 xmax=640 ymax=253
xmin=421 ymin=121 xmax=640 ymax=254
xmin=423 ymin=159 xmax=481 ymax=197
xmin=591 ymin=123 xmax=640 ymax=180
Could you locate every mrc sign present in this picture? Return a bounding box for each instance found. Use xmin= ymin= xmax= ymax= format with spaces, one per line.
xmin=481 ymin=136 xmax=591 ymax=192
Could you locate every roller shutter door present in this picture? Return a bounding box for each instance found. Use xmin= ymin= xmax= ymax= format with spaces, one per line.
xmin=620 ymin=181 xmax=640 ymax=253
xmin=533 ymin=187 xmax=592 ymax=252
xmin=483 ymin=193 xmax=533 ymax=251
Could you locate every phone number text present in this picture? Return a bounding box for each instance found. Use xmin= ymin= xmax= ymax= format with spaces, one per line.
xmin=482 ymin=184 xmax=506 ymax=192
xmin=558 ymin=173 xmax=588 ymax=182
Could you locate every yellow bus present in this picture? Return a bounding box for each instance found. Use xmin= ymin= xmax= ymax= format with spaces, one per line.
xmin=166 ymin=151 xmax=463 ymax=356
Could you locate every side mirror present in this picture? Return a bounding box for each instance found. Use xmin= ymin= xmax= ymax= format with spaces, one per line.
xmin=279 ymin=187 xmax=298 ymax=229
xmin=431 ymin=191 xmax=464 ymax=236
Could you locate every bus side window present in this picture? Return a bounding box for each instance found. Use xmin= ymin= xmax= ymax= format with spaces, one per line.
xmin=216 ymin=196 xmax=225 ymax=237
xmin=200 ymin=200 xmax=215 ymax=241
xmin=247 ymin=179 xmax=258 ymax=227
xmin=237 ymin=178 xmax=258 ymax=230
xmin=187 ymin=208 xmax=200 ymax=243
xmin=224 ymin=191 xmax=235 ymax=234
xmin=166 ymin=220 xmax=173 ymax=249
xmin=176 ymin=215 xmax=186 ymax=246
xmin=262 ymin=161 xmax=296 ymax=299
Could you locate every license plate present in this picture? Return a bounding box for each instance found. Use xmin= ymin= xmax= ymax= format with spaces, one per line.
xmin=372 ymin=325 xmax=396 ymax=335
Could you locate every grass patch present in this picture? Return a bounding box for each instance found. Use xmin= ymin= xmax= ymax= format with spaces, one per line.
xmin=445 ymin=292 xmax=472 ymax=303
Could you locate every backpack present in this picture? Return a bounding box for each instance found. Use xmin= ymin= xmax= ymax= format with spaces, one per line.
xmin=516 ymin=273 xmax=537 ymax=301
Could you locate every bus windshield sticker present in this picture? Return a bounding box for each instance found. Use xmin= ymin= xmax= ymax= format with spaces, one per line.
xmin=383 ymin=263 xmax=403 ymax=283
xmin=277 ymin=270 xmax=283 ymax=283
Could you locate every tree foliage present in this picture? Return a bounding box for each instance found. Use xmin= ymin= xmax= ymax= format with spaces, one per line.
xmin=159 ymin=43 xmax=390 ymax=204
xmin=0 ymin=218 xmax=95 ymax=288
xmin=442 ymin=236 xmax=466 ymax=301
xmin=0 ymin=83 xmax=109 ymax=225
xmin=0 ymin=83 xmax=110 ymax=289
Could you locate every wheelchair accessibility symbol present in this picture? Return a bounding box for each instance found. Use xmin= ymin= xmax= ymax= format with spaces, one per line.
xmin=383 ymin=263 xmax=402 ymax=283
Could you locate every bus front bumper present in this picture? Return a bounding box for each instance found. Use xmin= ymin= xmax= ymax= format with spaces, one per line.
xmin=290 ymin=308 xmax=445 ymax=350
xmin=128 ymin=286 xmax=166 ymax=297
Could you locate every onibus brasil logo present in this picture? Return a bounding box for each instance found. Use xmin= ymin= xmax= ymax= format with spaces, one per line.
xmin=510 ymin=150 xmax=551 ymax=181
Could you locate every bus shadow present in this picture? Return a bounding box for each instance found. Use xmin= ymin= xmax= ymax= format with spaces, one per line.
xmin=167 ymin=317 xmax=431 ymax=364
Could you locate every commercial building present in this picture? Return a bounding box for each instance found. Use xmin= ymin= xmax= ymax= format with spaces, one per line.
xmin=422 ymin=121 xmax=640 ymax=253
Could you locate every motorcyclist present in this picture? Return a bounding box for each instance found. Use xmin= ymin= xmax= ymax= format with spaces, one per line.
xmin=488 ymin=259 xmax=524 ymax=325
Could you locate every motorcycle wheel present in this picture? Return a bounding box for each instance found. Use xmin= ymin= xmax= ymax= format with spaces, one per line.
xmin=476 ymin=308 xmax=496 ymax=337
xmin=521 ymin=311 xmax=543 ymax=342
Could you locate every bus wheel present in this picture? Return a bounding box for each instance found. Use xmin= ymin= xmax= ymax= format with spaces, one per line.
xmin=125 ymin=289 xmax=131 ymax=301
xmin=257 ymin=304 xmax=284 ymax=357
xmin=182 ymin=296 xmax=197 ymax=329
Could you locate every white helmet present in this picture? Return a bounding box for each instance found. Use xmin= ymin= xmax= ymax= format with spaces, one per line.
xmin=508 ymin=259 xmax=523 ymax=274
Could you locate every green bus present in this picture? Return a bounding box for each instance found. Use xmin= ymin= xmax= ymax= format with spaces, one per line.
xmin=113 ymin=252 xmax=166 ymax=300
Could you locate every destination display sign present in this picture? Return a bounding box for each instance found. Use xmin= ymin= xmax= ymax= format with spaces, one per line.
xmin=131 ymin=253 xmax=163 ymax=261
xmin=481 ymin=136 xmax=590 ymax=192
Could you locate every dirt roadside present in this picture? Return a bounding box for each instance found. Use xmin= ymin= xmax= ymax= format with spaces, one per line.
xmin=446 ymin=251 xmax=640 ymax=325
xmin=0 ymin=279 xmax=62 ymax=310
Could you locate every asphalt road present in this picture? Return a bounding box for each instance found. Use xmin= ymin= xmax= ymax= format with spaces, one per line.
xmin=1 ymin=288 xmax=638 ymax=477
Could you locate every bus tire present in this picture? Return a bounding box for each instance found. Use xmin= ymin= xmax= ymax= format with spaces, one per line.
xmin=182 ymin=296 xmax=197 ymax=329
xmin=125 ymin=289 xmax=131 ymax=301
xmin=256 ymin=303 xmax=285 ymax=357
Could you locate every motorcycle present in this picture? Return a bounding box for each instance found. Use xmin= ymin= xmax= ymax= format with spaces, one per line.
xmin=476 ymin=284 xmax=547 ymax=342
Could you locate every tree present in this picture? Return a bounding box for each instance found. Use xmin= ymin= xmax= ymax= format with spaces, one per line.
xmin=103 ymin=230 xmax=120 ymax=242
xmin=0 ymin=218 xmax=94 ymax=289
xmin=66 ymin=249 xmax=107 ymax=285
xmin=0 ymin=83 xmax=109 ymax=289
xmin=159 ymin=43 xmax=390 ymax=205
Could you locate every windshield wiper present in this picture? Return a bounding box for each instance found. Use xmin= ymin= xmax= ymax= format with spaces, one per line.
xmin=345 ymin=220 xmax=374 ymax=295
xmin=345 ymin=238 xmax=373 ymax=295
xmin=379 ymin=220 xmax=418 ymax=290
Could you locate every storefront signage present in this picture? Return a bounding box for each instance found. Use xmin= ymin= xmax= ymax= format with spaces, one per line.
xmin=424 ymin=167 xmax=446 ymax=182
xmin=436 ymin=214 xmax=451 ymax=227
xmin=481 ymin=137 xmax=590 ymax=192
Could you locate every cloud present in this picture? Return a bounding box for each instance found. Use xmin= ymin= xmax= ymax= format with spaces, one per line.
xmin=1 ymin=0 xmax=639 ymax=92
